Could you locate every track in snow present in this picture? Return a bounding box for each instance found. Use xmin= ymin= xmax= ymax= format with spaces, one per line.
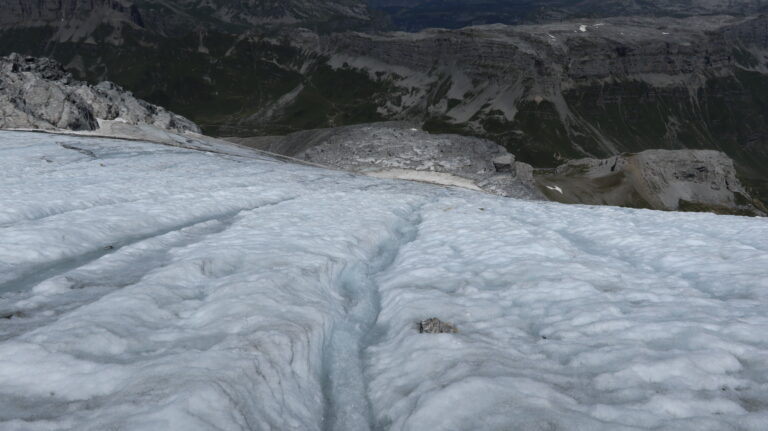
xmin=321 ymin=205 xmax=425 ymax=431
xmin=0 ymin=197 xmax=297 ymax=295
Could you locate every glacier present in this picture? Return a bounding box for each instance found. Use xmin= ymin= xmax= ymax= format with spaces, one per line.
xmin=0 ymin=131 xmax=767 ymax=430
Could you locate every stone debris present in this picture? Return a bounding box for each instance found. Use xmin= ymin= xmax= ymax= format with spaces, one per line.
xmin=229 ymin=122 xmax=545 ymax=200
xmin=0 ymin=53 xmax=199 ymax=134
xmin=419 ymin=318 xmax=458 ymax=334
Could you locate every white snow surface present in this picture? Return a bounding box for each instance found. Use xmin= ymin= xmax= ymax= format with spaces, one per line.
xmin=546 ymin=185 xmax=564 ymax=194
xmin=1 ymin=131 xmax=768 ymax=430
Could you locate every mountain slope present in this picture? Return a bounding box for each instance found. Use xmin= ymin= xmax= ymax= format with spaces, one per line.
xmin=0 ymin=0 xmax=371 ymax=36
xmin=1 ymin=131 xmax=768 ymax=430
xmin=370 ymin=0 xmax=768 ymax=30
xmin=297 ymin=15 xmax=768 ymax=202
xmin=0 ymin=53 xmax=199 ymax=133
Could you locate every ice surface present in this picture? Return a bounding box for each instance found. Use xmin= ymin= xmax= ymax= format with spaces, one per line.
xmin=1 ymin=131 xmax=767 ymax=430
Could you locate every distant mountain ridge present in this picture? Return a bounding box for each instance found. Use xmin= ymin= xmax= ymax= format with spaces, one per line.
xmin=0 ymin=0 xmax=372 ymax=39
xmin=10 ymin=0 xmax=766 ymax=39
xmin=370 ymin=0 xmax=768 ymax=31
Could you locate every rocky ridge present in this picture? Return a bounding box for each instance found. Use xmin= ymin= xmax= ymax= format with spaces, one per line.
xmin=0 ymin=0 xmax=372 ymax=41
xmin=537 ymin=150 xmax=767 ymax=216
xmin=0 ymin=53 xmax=199 ymax=134
xmin=227 ymin=122 xmax=543 ymax=200
xmin=305 ymin=15 xmax=764 ymax=146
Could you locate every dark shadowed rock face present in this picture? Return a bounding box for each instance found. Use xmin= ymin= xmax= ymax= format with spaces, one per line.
xmin=0 ymin=53 xmax=199 ymax=133
xmin=536 ymin=150 xmax=766 ymax=216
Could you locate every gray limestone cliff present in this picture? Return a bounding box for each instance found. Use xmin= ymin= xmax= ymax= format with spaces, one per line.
xmin=0 ymin=53 xmax=199 ymax=134
xmin=536 ymin=150 xmax=766 ymax=216
xmin=370 ymin=0 xmax=768 ymax=31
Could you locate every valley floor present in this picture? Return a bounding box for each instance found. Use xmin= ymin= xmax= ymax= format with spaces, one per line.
xmin=0 ymin=132 xmax=767 ymax=430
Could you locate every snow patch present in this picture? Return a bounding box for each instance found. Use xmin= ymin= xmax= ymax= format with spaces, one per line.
xmin=546 ymin=185 xmax=564 ymax=194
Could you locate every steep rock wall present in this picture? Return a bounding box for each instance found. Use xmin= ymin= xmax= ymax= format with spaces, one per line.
xmin=0 ymin=53 xmax=199 ymax=133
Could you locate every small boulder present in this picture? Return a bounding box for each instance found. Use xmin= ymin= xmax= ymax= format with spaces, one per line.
xmin=492 ymin=154 xmax=514 ymax=172
xmin=419 ymin=318 xmax=458 ymax=334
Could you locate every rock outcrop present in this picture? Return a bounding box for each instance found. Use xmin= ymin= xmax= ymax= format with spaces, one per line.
xmin=419 ymin=318 xmax=458 ymax=334
xmin=227 ymin=122 xmax=543 ymax=199
xmin=0 ymin=53 xmax=199 ymax=134
xmin=536 ymin=150 xmax=766 ymax=216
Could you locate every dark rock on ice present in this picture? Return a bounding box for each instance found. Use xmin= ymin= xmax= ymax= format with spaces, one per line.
xmin=419 ymin=317 xmax=458 ymax=334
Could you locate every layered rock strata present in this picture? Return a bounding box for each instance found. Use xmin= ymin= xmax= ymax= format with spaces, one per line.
xmin=536 ymin=150 xmax=766 ymax=215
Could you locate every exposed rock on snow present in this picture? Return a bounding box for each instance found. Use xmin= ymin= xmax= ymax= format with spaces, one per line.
xmin=419 ymin=318 xmax=458 ymax=334
xmin=227 ymin=122 xmax=544 ymax=199
xmin=536 ymin=149 xmax=766 ymax=215
xmin=0 ymin=53 xmax=199 ymax=134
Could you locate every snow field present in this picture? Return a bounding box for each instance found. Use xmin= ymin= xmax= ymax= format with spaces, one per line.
xmin=0 ymin=131 xmax=767 ymax=430
xmin=367 ymin=199 xmax=768 ymax=430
